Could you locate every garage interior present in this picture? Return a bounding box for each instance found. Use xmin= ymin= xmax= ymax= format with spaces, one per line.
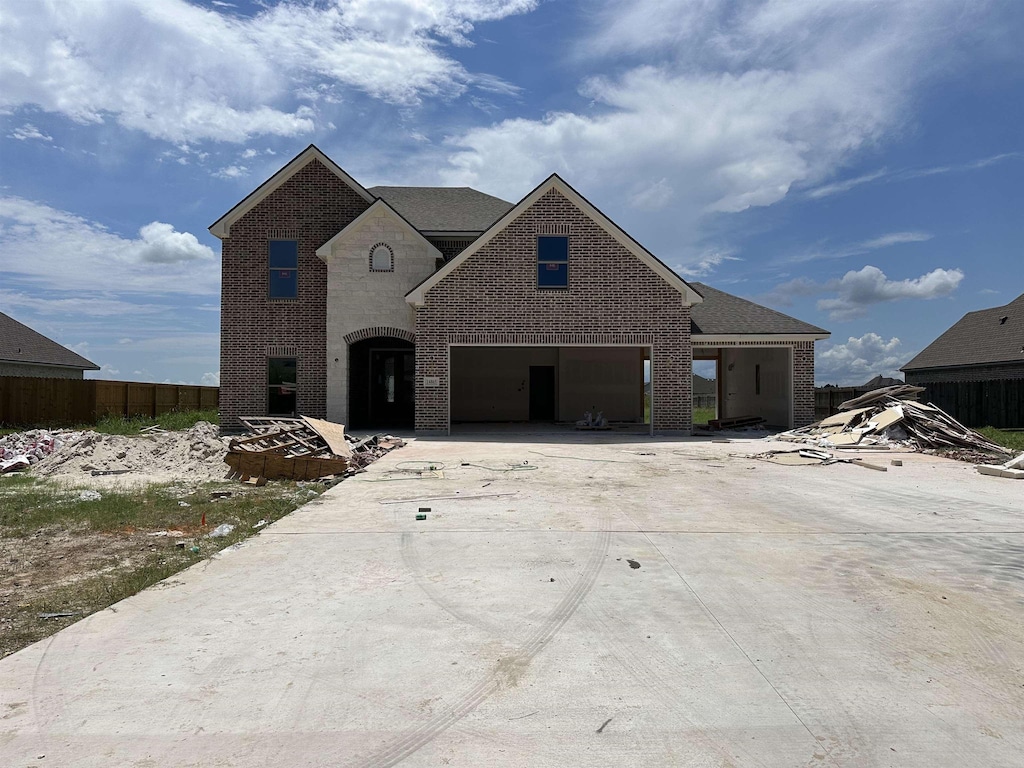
xmin=694 ymin=345 xmax=793 ymax=429
xmin=450 ymin=346 xmax=647 ymax=428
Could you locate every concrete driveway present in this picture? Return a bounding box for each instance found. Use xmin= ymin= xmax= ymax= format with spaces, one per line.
xmin=2 ymin=434 xmax=1022 ymax=767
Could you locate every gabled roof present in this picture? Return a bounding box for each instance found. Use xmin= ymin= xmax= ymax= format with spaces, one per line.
xmin=689 ymin=282 xmax=829 ymax=337
xmin=368 ymin=186 xmax=513 ymax=234
xmin=209 ymin=145 xmax=375 ymax=239
xmin=0 ymin=312 xmax=99 ymax=371
xmin=902 ymin=292 xmax=1024 ymax=371
xmin=406 ymin=174 xmax=704 ymax=307
xmin=315 ymin=199 xmax=441 ymax=261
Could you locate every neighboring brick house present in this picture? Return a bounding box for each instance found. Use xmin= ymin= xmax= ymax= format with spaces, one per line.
xmin=0 ymin=311 xmax=99 ymax=379
xmin=211 ymin=145 xmax=828 ymax=434
xmin=902 ymin=292 xmax=1024 ymax=384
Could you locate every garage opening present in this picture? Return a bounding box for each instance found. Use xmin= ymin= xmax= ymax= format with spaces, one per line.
xmin=693 ymin=352 xmax=719 ymax=427
xmin=450 ymin=346 xmax=647 ymax=428
xmin=710 ymin=346 xmax=793 ymax=429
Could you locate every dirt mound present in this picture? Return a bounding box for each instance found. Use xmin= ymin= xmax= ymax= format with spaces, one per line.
xmin=31 ymin=422 xmax=230 ymax=483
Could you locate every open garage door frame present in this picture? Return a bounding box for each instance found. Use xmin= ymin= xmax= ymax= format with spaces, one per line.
xmin=447 ymin=343 xmax=655 ymax=436
xmin=692 ymin=339 xmax=795 ymax=429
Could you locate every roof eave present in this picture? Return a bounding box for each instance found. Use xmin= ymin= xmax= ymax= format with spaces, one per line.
xmin=692 ymin=332 xmax=830 ymax=343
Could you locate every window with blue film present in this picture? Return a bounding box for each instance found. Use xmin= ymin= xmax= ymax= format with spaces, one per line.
xmin=269 ymin=240 xmax=298 ymax=298
xmin=537 ymin=236 xmax=568 ymax=288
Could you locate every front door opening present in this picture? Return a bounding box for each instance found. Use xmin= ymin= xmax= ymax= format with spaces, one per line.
xmin=349 ymin=337 xmax=414 ymax=429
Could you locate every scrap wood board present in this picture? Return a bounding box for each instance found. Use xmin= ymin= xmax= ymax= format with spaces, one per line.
xmin=225 ymin=451 xmax=348 ymax=481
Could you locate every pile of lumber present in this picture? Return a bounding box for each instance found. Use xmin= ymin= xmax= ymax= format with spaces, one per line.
xmin=776 ymin=385 xmax=1012 ymax=456
xmin=224 ymin=416 xmax=405 ymax=482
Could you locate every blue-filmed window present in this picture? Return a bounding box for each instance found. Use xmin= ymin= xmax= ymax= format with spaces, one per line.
xmin=537 ymin=236 xmax=568 ymax=288
xmin=269 ymin=240 xmax=298 ymax=298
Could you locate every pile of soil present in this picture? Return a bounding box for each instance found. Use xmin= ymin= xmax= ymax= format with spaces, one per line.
xmin=30 ymin=422 xmax=230 ymax=484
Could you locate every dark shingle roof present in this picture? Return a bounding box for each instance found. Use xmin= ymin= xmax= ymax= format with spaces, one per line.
xmin=369 ymin=186 xmax=513 ymax=233
xmin=902 ymin=292 xmax=1024 ymax=371
xmin=689 ymin=282 xmax=829 ymax=336
xmin=0 ymin=312 xmax=99 ymax=371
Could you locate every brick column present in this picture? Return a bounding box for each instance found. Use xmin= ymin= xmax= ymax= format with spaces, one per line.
xmin=414 ymin=316 xmax=448 ymax=434
xmin=793 ymin=340 xmax=815 ymax=427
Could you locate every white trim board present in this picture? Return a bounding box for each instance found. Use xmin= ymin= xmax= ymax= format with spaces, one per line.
xmin=405 ymin=174 xmax=704 ymax=307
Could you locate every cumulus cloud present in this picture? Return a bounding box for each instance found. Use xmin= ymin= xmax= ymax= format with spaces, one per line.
xmin=200 ymin=371 xmax=221 ymax=387
xmin=0 ymin=196 xmax=218 ymax=294
xmin=441 ymin=0 xmax=993 ymax=232
xmin=817 ymin=265 xmax=964 ymax=320
xmin=214 ymin=165 xmax=249 ymax=180
xmin=0 ymin=0 xmax=536 ymax=144
xmin=817 ymin=333 xmax=908 ymax=386
xmin=768 ymin=264 xmax=964 ymax=320
xmin=7 ymin=123 xmax=53 ymax=142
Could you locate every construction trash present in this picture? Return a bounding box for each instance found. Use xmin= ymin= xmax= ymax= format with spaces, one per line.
xmin=576 ymin=411 xmax=609 ymax=429
xmin=976 ymin=452 xmax=1024 ymax=480
xmin=753 ymin=448 xmax=887 ymax=471
xmin=775 ymin=385 xmax=1012 ymax=456
xmin=77 ymin=490 xmax=102 ymax=502
xmin=208 ymin=523 xmax=236 ymax=538
xmin=0 ymin=429 xmax=66 ymax=472
xmin=224 ymin=416 xmax=405 ymax=482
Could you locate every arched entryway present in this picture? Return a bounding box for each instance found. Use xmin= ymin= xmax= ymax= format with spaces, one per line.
xmin=348 ymin=335 xmax=415 ymax=429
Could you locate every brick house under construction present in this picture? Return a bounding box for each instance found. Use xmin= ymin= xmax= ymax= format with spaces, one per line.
xmin=210 ymin=145 xmax=829 ymax=434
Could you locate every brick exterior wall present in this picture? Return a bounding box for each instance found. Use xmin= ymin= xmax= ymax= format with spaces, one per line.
xmin=905 ymin=362 xmax=1024 ymax=384
xmin=793 ymin=340 xmax=815 ymax=427
xmin=219 ymin=159 xmax=371 ymax=431
xmin=414 ymin=188 xmax=693 ymax=434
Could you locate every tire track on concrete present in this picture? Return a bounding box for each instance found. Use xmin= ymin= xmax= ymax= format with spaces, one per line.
xmin=348 ymin=524 xmax=611 ymax=768
xmin=400 ymin=532 xmax=512 ymax=641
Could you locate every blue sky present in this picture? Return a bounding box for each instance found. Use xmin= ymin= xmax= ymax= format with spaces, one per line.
xmin=1 ymin=0 xmax=1021 ymax=386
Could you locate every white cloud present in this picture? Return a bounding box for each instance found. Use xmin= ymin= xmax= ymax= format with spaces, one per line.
xmin=784 ymin=230 xmax=933 ymax=265
xmin=806 ymin=169 xmax=888 ymax=199
xmin=628 ymin=178 xmax=674 ymax=211
xmin=442 ymin=0 xmax=992 ymax=232
xmin=0 ymin=196 xmax=218 ymax=294
xmin=0 ymin=0 xmax=537 ymax=144
xmin=817 ymin=265 xmax=964 ymax=320
xmin=0 ymin=290 xmax=164 ymax=317
xmin=214 ymin=165 xmax=249 ymax=179
xmin=200 ymin=371 xmax=221 ymax=386
xmin=767 ymin=264 xmax=964 ymax=319
xmin=817 ymin=333 xmax=908 ymax=386
xmin=676 ymin=249 xmax=741 ymax=279
xmin=7 ymin=123 xmax=53 ymax=142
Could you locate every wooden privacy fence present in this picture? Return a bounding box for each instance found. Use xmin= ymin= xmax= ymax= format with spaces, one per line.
xmin=815 ymin=380 xmax=1024 ymax=428
xmin=916 ymin=379 xmax=1024 ymax=429
xmin=0 ymin=377 xmax=218 ymax=427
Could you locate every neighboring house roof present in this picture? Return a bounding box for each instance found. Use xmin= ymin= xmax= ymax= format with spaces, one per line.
xmin=209 ymin=144 xmax=375 ymax=239
xmin=693 ymin=374 xmax=716 ymax=394
xmin=368 ymin=186 xmax=513 ymax=234
xmin=0 ymin=312 xmax=99 ymax=371
xmin=406 ymin=174 xmax=705 ymax=307
xmin=861 ymin=374 xmax=903 ymax=389
xmin=689 ymin=282 xmax=829 ymax=338
xmin=902 ymin=292 xmax=1024 ymax=371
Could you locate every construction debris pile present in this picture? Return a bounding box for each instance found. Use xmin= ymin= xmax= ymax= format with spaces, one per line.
xmin=0 ymin=429 xmax=66 ymax=473
xmin=977 ymin=452 xmax=1024 ymax=480
xmin=775 ymin=385 xmax=1012 ymax=456
xmin=225 ymin=416 xmax=404 ymax=482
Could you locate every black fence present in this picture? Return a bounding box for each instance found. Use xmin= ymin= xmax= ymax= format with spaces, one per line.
xmin=916 ymin=379 xmax=1024 ymax=429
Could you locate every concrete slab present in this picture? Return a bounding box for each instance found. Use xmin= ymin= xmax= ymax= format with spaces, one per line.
xmin=2 ymin=435 xmax=1022 ymax=766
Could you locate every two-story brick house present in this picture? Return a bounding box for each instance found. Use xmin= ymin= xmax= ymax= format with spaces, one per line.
xmin=211 ymin=145 xmax=828 ymax=434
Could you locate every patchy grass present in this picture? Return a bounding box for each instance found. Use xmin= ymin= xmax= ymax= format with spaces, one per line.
xmin=83 ymin=409 xmax=219 ymax=436
xmin=976 ymin=427 xmax=1024 ymax=453
xmin=693 ymin=407 xmax=716 ymax=425
xmin=0 ymin=474 xmax=322 ymax=658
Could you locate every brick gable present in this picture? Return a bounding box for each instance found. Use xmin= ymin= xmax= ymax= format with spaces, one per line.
xmin=219 ymin=159 xmax=371 ymax=431
xmin=415 ymin=188 xmax=693 ymax=432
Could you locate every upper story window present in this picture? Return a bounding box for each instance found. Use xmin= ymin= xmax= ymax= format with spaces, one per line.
xmin=370 ymin=242 xmax=394 ymax=272
xmin=537 ymin=236 xmax=568 ymax=289
xmin=269 ymin=240 xmax=298 ymax=299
